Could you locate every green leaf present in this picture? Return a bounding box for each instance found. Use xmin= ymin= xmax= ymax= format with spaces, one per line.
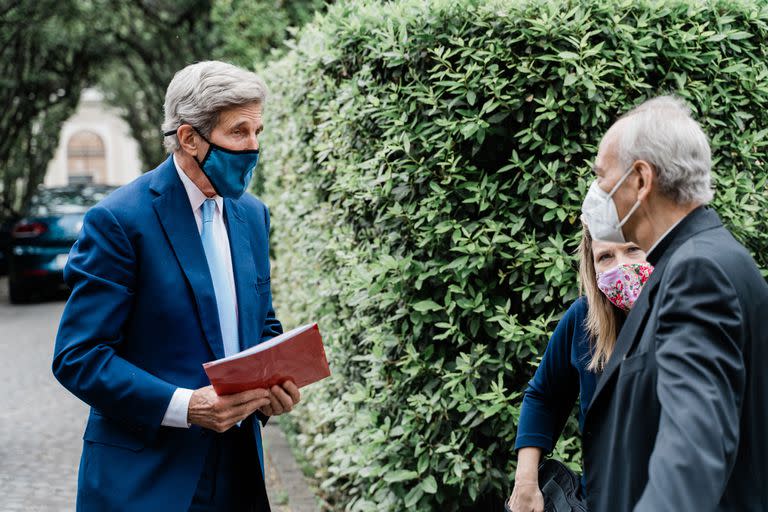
xmin=413 ymin=300 xmax=442 ymax=312
xmin=421 ymin=475 xmax=438 ymax=494
xmin=460 ymin=123 xmax=479 ymax=139
xmin=727 ymin=31 xmax=752 ymax=40
xmin=417 ymin=454 xmax=430 ymax=474
xmin=384 ymin=470 xmax=420 ymax=483
xmin=535 ymin=198 xmax=559 ymax=209
xmin=404 ymin=486 xmax=424 ymax=507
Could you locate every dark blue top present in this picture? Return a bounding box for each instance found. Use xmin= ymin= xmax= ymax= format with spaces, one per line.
xmin=515 ymin=297 xmax=597 ymax=453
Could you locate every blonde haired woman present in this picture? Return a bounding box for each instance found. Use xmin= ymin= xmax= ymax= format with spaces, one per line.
xmin=506 ymin=226 xmax=653 ymax=512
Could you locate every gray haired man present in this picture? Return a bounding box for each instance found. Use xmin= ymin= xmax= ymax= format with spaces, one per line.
xmin=580 ymin=95 xmax=768 ymax=511
xmin=53 ymin=60 xmax=299 ymax=511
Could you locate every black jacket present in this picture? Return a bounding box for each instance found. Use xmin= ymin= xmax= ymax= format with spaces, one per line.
xmin=583 ymin=206 xmax=768 ymax=511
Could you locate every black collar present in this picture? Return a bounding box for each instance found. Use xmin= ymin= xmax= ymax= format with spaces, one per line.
xmin=646 ymin=206 xmax=720 ymax=266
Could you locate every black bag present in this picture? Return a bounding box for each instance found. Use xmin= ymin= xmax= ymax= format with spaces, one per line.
xmin=504 ymin=459 xmax=587 ymax=512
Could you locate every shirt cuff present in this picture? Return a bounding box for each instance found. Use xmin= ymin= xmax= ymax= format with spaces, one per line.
xmin=161 ymin=387 xmax=194 ymax=428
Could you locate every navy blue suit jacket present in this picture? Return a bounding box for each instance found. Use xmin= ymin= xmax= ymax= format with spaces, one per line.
xmin=52 ymin=156 xmax=282 ymax=512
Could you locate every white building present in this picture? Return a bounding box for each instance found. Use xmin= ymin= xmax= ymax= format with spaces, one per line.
xmin=45 ymin=88 xmax=142 ymax=187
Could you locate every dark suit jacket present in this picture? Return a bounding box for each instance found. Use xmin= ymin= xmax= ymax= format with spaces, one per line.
xmin=52 ymin=156 xmax=282 ymax=512
xmin=583 ymin=206 xmax=768 ymax=511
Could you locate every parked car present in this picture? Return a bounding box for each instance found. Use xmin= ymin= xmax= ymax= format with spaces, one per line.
xmin=0 ymin=202 xmax=20 ymax=276
xmin=8 ymin=185 xmax=117 ymax=303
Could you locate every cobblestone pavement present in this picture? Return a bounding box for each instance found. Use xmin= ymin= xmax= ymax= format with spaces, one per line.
xmin=0 ymin=282 xmax=82 ymax=511
xmin=0 ymin=278 xmax=316 ymax=511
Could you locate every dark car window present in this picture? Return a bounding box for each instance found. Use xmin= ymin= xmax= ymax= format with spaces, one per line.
xmin=28 ymin=186 xmax=116 ymax=216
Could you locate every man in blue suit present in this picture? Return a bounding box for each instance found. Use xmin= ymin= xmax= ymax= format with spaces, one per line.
xmin=53 ymin=60 xmax=300 ymax=511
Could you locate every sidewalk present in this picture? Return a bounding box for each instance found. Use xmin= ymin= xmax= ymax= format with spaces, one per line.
xmin=263 ymin=419 xmax=321 ymax=512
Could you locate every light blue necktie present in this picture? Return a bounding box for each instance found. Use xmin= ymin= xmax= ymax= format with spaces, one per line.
xmin=201 ymin=199 xmax=240 ymax=357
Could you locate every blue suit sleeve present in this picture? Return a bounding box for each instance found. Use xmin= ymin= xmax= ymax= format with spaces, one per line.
xmin=260 ymin=204 xmax=283 ymax=342
xmin=515 ymin=300 xmax=583 ymax=453
xmin=52 ymin=206 xmax=176 ymax=437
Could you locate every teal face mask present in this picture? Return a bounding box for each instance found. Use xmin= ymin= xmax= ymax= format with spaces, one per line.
xmin=165 ymin=126 xmax=259 ymax=199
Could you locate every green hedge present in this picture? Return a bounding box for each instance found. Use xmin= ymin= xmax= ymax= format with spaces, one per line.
xmin=258 ymin=0 xmax=768 ymax=509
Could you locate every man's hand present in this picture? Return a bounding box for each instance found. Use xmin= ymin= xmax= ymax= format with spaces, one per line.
xmin=259 ymin=381 xmax=301 ymax=417
xmin=188 ymin=385 xmax=271 ymax=433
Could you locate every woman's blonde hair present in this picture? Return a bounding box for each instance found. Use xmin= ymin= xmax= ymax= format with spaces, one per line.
xmin=578 ymin=224 xmax=625 ymax=372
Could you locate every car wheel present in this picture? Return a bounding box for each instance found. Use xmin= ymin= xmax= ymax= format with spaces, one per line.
xmin=8 ymin=278 xmax=30 ymax=304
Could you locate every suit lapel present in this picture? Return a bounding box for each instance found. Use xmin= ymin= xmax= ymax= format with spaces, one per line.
xmin=151 ymin=158 xmax=225 ymax=360
xmin=224 ymin=198 xmax=259 ymax=351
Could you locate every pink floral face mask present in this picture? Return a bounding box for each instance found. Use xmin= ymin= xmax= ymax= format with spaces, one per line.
xmin=596 ymin=262 xmax=654 ymax=311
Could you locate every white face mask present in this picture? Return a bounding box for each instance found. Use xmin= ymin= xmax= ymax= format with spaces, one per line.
xmin=581 ymin=167 xmax=641 ymax=243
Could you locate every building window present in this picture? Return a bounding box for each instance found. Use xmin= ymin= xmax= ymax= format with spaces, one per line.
xmin=67 ymin=131 xmax=106 ymax=185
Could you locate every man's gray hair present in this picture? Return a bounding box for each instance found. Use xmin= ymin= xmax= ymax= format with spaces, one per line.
xmin=162 ymin=60 xmax=268 ymax=153
xmin=616 ymin=95 xmax=713 ymax=205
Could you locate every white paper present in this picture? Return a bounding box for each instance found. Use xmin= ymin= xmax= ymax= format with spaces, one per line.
xmin=210 ymin=323 xmax=316 ymax=364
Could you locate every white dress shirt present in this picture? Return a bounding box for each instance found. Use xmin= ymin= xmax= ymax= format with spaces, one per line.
xmin=161 ymin=155 xmax=239 ymax=428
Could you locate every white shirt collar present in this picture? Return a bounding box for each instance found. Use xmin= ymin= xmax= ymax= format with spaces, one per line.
xmin=173 ymin=154 xmax=223 ymax=214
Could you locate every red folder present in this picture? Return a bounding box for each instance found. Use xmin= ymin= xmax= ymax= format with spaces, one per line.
xmin=203 ymin=323 xmax=331 ymax=395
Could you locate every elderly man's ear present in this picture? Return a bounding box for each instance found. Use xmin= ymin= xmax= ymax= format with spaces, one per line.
xmin=633 ymin=160 xmax=655 ymax=202
xmin=177 ymin=125 xmax=202 ymax=158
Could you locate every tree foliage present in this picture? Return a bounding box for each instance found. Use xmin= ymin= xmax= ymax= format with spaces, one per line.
xmin=211 ymin=0 xmax=330 ymax=68
xmin=0 ymin=0 xmax=326 ymax=215
xmin=0 ymin=0 xmax=105 ymax=211
xmin=96 ymin=0 xmax=216 ymax=171
xmin=259 ymin=0 xmax=768 ymax=509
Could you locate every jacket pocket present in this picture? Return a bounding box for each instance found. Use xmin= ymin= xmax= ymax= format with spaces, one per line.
xmin=619 ymin=351 xmax=650 ymax=378
xmin=83 ymin=412 xmax=145 ymax=452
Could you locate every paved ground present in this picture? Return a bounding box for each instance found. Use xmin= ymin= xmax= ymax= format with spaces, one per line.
xmin=0 ymin=277 xmax=318 ymax=511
